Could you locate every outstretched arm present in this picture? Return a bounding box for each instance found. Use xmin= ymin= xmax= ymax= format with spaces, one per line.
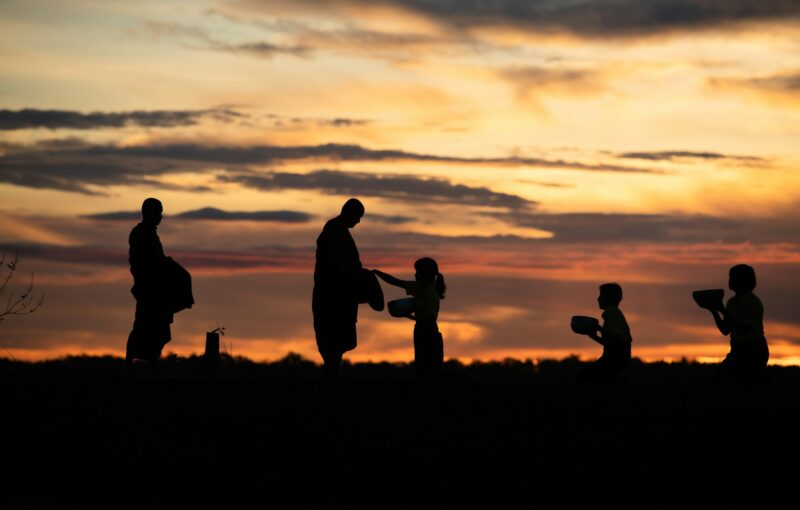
xmin=372 ymin=269 xmax=406 ymax=289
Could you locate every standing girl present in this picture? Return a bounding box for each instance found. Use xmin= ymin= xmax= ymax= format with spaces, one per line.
xmin=373 ymin=258 xmax=446 ymax=379
xmin=708 ymin=264 xmax=769 ymax=382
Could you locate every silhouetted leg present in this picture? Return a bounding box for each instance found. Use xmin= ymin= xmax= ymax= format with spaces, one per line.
xmin=712 ymin=354 xmax=735 ymax=383
xmin=413 ymin=324 xmax=426 ymax=378
xmin=714 ymin=343 xmax=767 ymax=383
xmin=577 ymin=357 xmax=614 ymax=382
xmin=314 ymin=311 xmax=355 ymax=380
xmin=579 ymin=344 xmax=630 ymax=383
xmin=430 ymin=329 xmax=444 ymax=379
xmin=125 ymin=336 xmax=133 ymax=372
xmin=128 ymin=301 xmax=170 ymax=372
xmin=577 ymin=361 xmax=601 ymax=382
xmin=414 ymin=322 xmax=443 ymax=380
xmin=747 ymin=338 xmax=770 ymax=382
xmin=125 ymin=328 xmax=135 ymax=371
xmin=606 ymin=345 xmax=631 ymax=382
xmin=322 ymin=349 xmax=342 ymax=379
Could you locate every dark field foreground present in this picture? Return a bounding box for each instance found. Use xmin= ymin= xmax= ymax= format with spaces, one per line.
xmin=3 ymin=355 xmax=800 ymax=507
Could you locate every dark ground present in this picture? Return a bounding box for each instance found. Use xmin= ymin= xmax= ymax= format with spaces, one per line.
xmin=3 ymin=355 xmax=800 ymax=507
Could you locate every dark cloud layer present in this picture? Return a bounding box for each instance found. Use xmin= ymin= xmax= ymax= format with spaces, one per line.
xmin=0 ymin=243 xmax=314 ymax=271
xmin=36 ymin=140 xmax=655 ymax=171
xmin=294 ymin=0 xmax=800 ymax=37
xmin=0 ymin=108 xmax=243 ymax=131
xmin=0 ymin=139 xmax=652 ymax=194
xmin=485 ymin=211 xmax=742 ymax=243
xmin=483 ymin=210 xmax=800 ymax=244
xmin=220 ymin=169 xmax=534 ymax=209
xmin=87 ymin=143 xmax=653 ymax=173
xmin=177 ymin=207 xmax=312 ymax=222
xmin=0 ymin=158 xmax=171 ymax=195
xmin=84 ymin=207 xmax=314 ymax=223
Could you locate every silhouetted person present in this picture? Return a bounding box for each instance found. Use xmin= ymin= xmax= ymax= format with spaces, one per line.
xmin=374 ymin=258 xmax=446 ymax=379
xmin=312 ymin=198 xmax=365 ymax=379
xmin=126 ymin=198 xmax=193 ymax=373
xmin=709 ymin=264 xmax=769 ymax=382
xmin=576 ymin=283 xmax=632 ymax=383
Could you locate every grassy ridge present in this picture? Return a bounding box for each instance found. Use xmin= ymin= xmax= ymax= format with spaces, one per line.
xmin=3 ymin=355 xmax=800 ymax=504
xmin=4 ymin=353 xmax=800 ymax=385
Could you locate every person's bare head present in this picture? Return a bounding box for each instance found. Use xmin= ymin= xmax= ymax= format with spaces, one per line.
xmin=141 ymin=198 xmax=163 ymax=226
xmin=729 ymin=264 xmax=756 ymax=294
xmin=597 ymin=282 xmax=623 ymax=310
xmin=340 ymin=198 xmax=364 ymax=228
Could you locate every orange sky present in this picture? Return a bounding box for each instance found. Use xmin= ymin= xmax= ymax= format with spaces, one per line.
xmin=1 ymin=0 xmax=800 ymax=363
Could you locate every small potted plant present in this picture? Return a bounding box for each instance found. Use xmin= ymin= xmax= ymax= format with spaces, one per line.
xmin=205 ymin=326 xmax=226 ymax=373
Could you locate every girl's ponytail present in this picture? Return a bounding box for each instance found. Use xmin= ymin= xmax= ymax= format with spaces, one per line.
xmin=435 ymin=272 xmax=446 ymax=300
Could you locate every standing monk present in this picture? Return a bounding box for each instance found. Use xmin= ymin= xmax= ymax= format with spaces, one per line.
xmin=127 ymin=198 xmax=193 ymax=373
xmin=313 ymin=198 xmax=365 ymax=378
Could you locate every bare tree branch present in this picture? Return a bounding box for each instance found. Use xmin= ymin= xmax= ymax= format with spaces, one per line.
xmin=0 ymin=249 xmax=18 ymax=296
xmin=0 ymin=249 xmax=44 ymax=323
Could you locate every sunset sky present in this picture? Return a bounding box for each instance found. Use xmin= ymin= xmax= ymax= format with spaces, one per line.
xmin=2 ymin=0 xmax=800 ymax=364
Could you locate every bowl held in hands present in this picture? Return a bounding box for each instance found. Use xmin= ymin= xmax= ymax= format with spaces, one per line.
xmin=692 ymin=289 xmax=724 ymax=310
xmin=388 ymin=297 xmax=415 ymax=318
xmin=570 ymin=315 xmax=599 ymax=335
xmin=356 ymin=268 xmax=385 ymax=311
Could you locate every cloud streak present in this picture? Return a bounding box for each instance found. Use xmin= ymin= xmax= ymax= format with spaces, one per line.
xmin=616 ymin=150 xmax=767 ymax=163
xmin=145 ymin=21 xmax=311 ymax=58
xmin=709 ymin=69 xmax=800 ymax=103
xmin=0 ymin=108 xmax=244 ymax=131
xmin=261 ymin=114 xmax=373 ymax=129
xmin=84 ymin=208 xmax=314 ymax=223
xmin=500 ymin=66 xmax=604 ymax=100
xmin=220 ymin=169 xmax=535 ymax=209
xmin=217 ymin=41 xmax=312 ymax=58
xmin=147 ymin=16 xmax=476 ymax=62
xmin=0 ymin=108 xmax=372 ymax=132
xmin=742 ymin=71 xmax=800 ymax=93
xmin=367 ymin=213 xmax=416 ymax=224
